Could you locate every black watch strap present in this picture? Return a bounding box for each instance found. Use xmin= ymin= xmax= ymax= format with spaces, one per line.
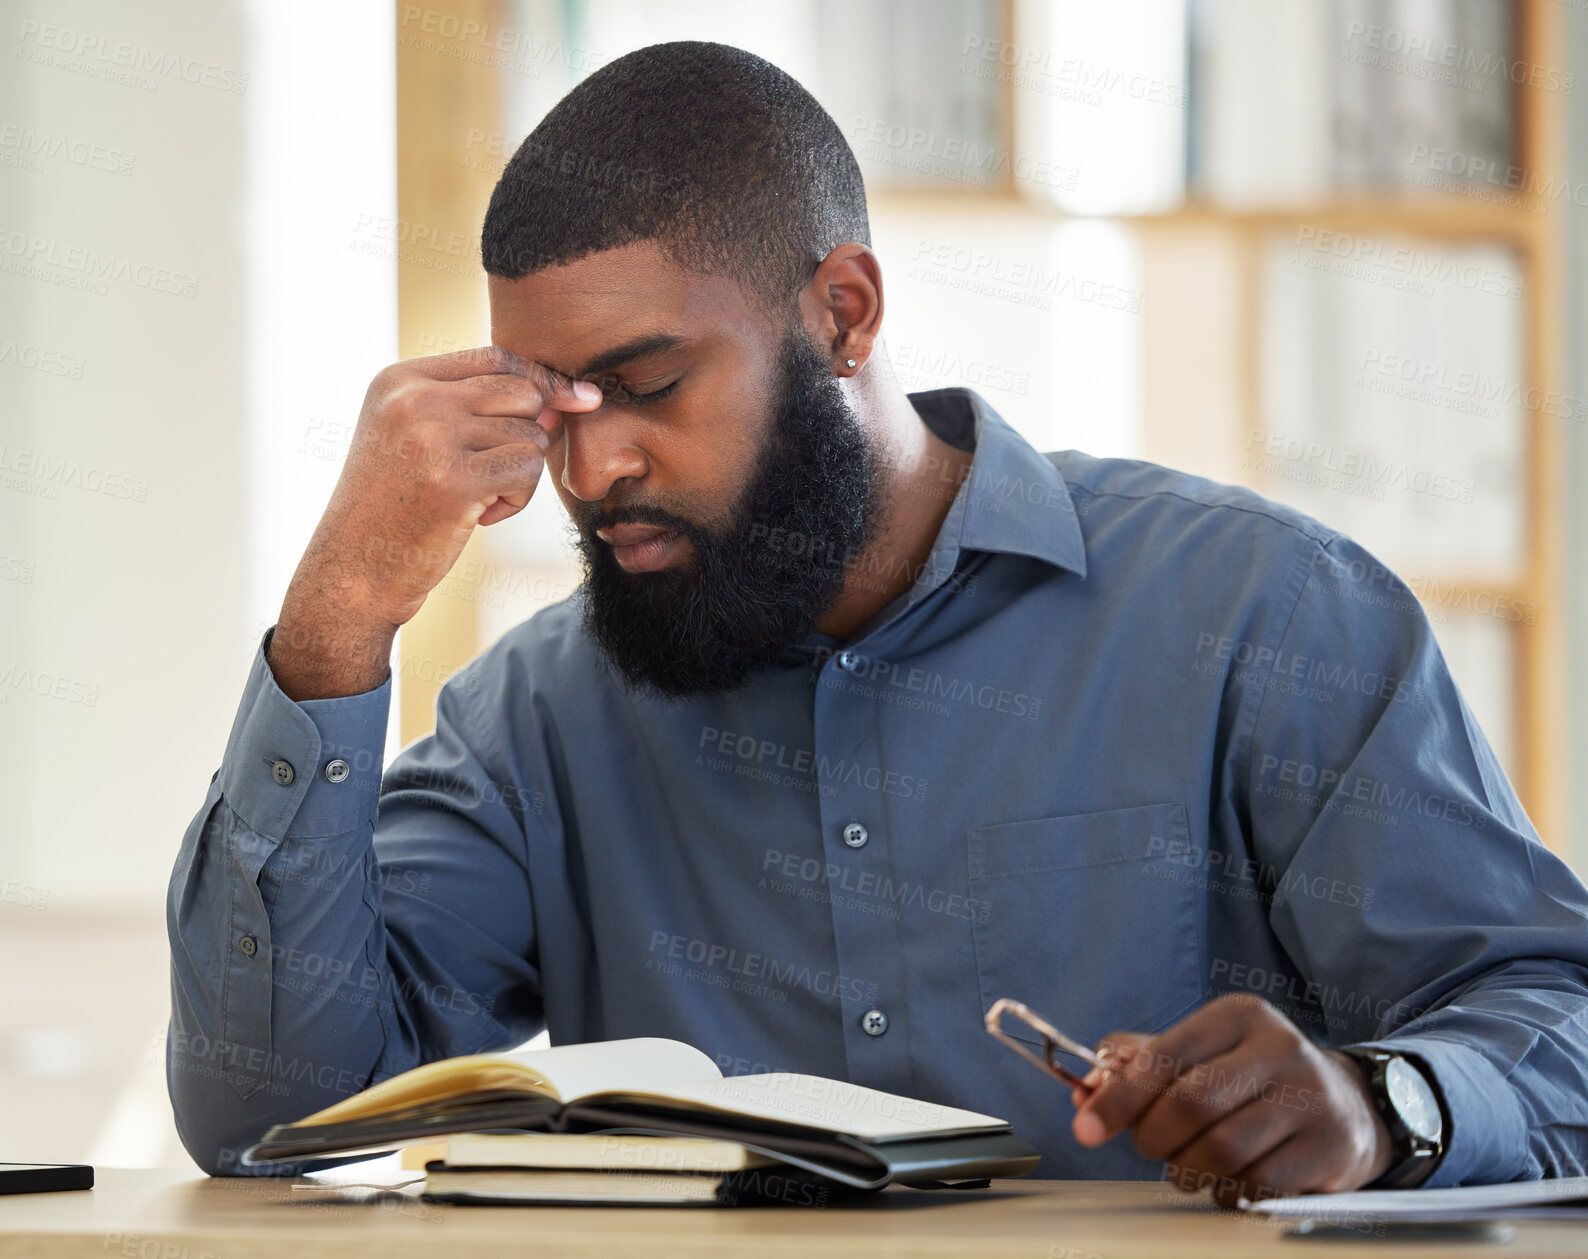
xmin=1340 ymin=1048 xmax=1445 ymax=1190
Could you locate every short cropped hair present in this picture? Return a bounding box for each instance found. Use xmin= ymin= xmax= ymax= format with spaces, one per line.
xmin=482 ymin=41 xmax=870 ymax=312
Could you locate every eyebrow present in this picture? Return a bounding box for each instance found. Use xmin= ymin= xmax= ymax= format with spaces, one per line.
xmin=573 ymin=332 xmax=689 ymax=380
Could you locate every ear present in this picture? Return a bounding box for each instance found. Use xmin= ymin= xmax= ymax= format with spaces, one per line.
xmin=798 ymin=243 xmax=883 ymax=379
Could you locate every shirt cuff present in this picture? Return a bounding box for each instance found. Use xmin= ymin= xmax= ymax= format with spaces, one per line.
xmin=1347 ymin=1035 xmax=1529 ymax=1187
xmin=217 ymin=625 xmax=391 ymax=841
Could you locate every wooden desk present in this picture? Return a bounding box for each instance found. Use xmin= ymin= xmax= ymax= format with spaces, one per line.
xmin=2 ymin=1168 xmax=1585 ymax=1258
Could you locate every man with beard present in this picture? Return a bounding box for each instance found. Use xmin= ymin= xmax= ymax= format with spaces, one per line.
xmin=570 ymin=328 xmax=890 ymax=698
xmin=168 ymin=42 xmax=1588 ymax=1200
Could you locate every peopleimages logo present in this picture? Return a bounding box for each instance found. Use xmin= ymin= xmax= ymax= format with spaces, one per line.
xmin=1192 ymin=632 xmax=1422 ymax=706
xmin=0 ymin=228 xmax=200 ymax=298
xmin=760 ymin=847 xmax=993 ymax=924
xmin=1244 ymin=430 xmax=1477 ymax=503
xmin=1211 ymin=958 xmax=1433 ymax=1029
xmin=15 ymin=20 xmax=250 ymax=93
xmin=697 ymin=726 xmax=928 ymax=802
xmin=1342 ymin=19 xmax=1572 ymax=94
xmin=646 ymin=931 xmax=877 ymax=1005
xmin=812 ymin=647 xmax=1043 ymax=721
xmin=1256 ymin=754 xmax=1485 ymax=831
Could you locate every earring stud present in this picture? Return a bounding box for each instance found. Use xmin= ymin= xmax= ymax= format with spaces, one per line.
xmin=844 ymin=358 xmax=857 ymax=369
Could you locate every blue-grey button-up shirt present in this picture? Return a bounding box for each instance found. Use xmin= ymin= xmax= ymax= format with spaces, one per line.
xmin=167 ymin=387 xmax=1588 ymax=1183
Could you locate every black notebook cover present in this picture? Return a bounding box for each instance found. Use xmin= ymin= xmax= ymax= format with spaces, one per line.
xmin=246 ymin=1096 xmax=1040 ymax=1190
xmin=421 ymin=1161 xmax=874 ymax=1207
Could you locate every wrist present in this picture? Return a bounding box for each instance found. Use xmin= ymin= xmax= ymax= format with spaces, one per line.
xmin=1335 ymin=1048 xmax=1447 ymax=1190
xmin=267 ymin=611 xmax=396 ymax=702
xmin=1330 ymin=1049 xmax=1398 ymax=1187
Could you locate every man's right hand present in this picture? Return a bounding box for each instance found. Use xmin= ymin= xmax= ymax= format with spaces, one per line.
xmin=268 ymin=345 xmax=604 ymax=701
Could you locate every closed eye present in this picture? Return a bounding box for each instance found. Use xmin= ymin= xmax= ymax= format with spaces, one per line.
xmin=624 ymin=379 xmax=680 ymax=405
xmin=592 ymin=374 xmax=681 ymax=407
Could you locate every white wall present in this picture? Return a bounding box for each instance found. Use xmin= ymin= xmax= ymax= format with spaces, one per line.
xmin=0 ymin=0 xmax=397 ymax=910
xmin=0 ymin=0 xmax=399 ymax=1171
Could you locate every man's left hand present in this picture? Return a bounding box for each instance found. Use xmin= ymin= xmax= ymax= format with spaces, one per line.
xmin=1070 ymin=993 xmax=1396 ymax=1207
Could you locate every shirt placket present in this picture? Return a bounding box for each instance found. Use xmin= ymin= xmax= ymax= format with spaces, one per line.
xmin=811 ymin=632 xmax=913 ymax=1091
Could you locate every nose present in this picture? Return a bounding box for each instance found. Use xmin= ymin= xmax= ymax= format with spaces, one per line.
xmin=556 ymin=409 xmax=648 ymax=502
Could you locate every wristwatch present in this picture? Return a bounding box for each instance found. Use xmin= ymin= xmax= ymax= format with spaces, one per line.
xmin=1338 ymin=1048 xmax=1446 ymax=1189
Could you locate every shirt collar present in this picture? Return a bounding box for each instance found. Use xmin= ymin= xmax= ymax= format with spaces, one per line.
xmin=778 ymin=387 xmax=1088 ymax=662
xmin=908 ymin=387 xmax=1088 ymax=579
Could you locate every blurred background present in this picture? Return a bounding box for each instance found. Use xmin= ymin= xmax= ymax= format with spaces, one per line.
xmin=3 ymin=0 xmax=1586 ymax=1169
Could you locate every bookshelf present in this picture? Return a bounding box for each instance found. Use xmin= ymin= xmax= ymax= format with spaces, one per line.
xmin=870 ymin=0 xmax=1566 ymax=849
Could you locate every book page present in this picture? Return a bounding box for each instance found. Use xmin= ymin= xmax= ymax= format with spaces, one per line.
xmin=514 ymin=1037 xmax=722 ymax=1104
xmin=295 ymin=1038 xmax=720 ymax=1127
xmin=582 ymin=1072 xmax=1007 ymax=1142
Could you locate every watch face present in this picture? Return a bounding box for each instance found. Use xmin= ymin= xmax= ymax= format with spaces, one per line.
xmin=1385 ymin=1056 xmax=1442 ymax=1143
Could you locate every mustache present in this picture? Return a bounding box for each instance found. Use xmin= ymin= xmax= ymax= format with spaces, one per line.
xmin=578 ymin=501 xmax=713 ymax=550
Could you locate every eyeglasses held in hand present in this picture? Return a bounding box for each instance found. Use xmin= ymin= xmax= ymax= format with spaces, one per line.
xmin=984 ymin=997 xmax=1103 ymax=1089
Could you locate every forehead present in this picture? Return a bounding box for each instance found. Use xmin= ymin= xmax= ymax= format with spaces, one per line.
xmin=487 ymin=239 xmax=770 ymax=377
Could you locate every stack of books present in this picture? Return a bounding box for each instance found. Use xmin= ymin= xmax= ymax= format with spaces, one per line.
xmin=246 ymin=1037 xmax=1040 ymax=1206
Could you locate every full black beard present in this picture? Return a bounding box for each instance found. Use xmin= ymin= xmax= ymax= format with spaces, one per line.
xmin=573 ymin=329 xmax=888 ymax=698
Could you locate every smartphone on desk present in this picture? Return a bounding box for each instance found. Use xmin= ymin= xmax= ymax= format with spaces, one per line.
xmin=0 ymin=1164 xmax=94 ymax=1195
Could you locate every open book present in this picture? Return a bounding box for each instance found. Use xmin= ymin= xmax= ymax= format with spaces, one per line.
xmin=245 ymin=1037 xmax=1039 ymax=1191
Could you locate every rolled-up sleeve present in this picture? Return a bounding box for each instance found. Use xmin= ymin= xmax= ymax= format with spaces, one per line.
xmin=166 ymin=626 xmax=546 ymax=1175
xmin=1243 ymin=535 xmax=1588 ymax=1186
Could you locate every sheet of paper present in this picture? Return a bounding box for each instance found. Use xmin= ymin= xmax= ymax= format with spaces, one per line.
xmin=1246 ymin=1175 xmax=1588 ymax=1220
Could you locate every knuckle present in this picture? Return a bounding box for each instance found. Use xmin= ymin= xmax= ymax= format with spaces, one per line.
xmin=526 ymin=365 xmax=560 ymax=402
xmin=1165 ymin=1079 xmax=1207 ymax=1119
xmin=1133 ymin=1128 xmax=1169 ymax=1161
xmin=444 ymin=446 xmax=479 ymax=485
xmin=382 ymin=378 xmax=425 ymax=422
xmin=1222 ymin=991 xmax=1273 ymax=1020
xmin=1133 ymin=1115 xmax=1183 ymax=1162
xmin=1199 ymin=1124 xmax=1243 ymax=1171
xmin=1085 ymin=1094 xmax=1125 ymax=1133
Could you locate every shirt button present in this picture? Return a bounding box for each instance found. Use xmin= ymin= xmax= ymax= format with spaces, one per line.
xmin=270 ymin=760 xmax=295 ymax=786
xmin=239 ymin=935 xmax=258 ymax=957
xmin=861 ymin=1009 xmax=888 ymax=1037
xmin=323 ymin=758 xmax=350 ymax=784
xmin=843 ymin=822 xmax=869 ymax=849
xmin=836 ymin=650 xmax=862 ymax=672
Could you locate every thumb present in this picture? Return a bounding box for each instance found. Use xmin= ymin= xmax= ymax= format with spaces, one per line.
xmin=1090 ymin=1031 xmax=1152 ymax=1082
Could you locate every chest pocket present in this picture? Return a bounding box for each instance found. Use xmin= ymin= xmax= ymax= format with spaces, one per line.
xmin=969 ymin=803 xmax=1204 ymax=1055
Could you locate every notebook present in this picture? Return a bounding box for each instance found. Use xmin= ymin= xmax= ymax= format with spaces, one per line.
xmin=443 ymin=1131 xmax=774 ymax=1173
xmin=245 ymin=1037 xmax=1040 ymax=1191
xmin=421 ymin=1163 xmax=861 ymax=1207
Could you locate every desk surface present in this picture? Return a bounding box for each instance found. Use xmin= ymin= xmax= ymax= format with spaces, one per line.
xmin=3 ymin=1168 xmax=1585 ymax=1259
